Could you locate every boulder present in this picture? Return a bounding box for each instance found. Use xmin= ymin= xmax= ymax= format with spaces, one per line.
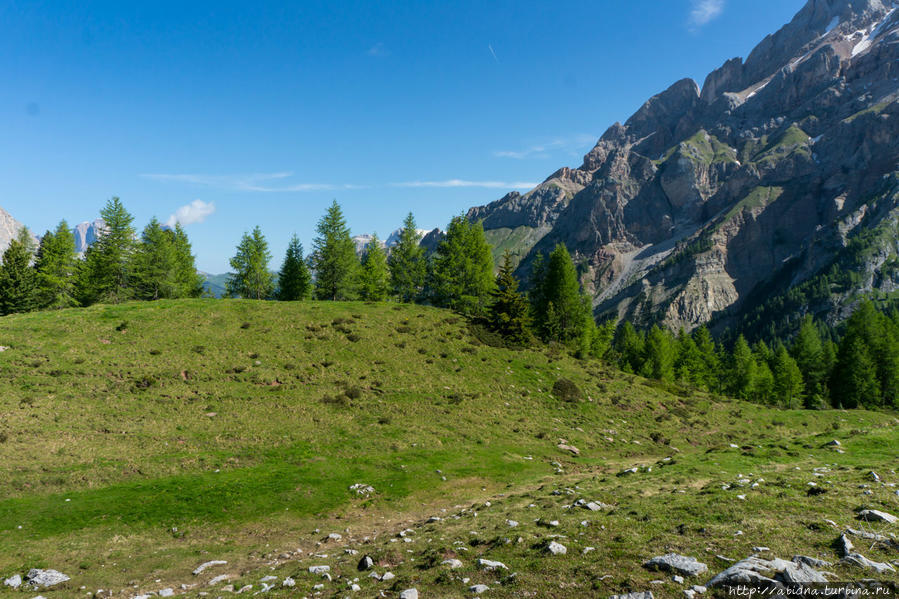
xmin=644 ymin=554 xmax=708 ymax=577
xmin=470 ymin=584 xmax=490 ymax=594
xmin=3 ymin=574 xmax=21 ymax=589
xmin=192 ymin=560 xmax=227 ymax=576
xmin=358 ymin=555 xmax=374 ymax=571
xmin=441 ymin=559 xmax=463 ymax=569
xmin=25 ymin=569 xmax=70 ymax=588
xmin=546 ymin=541 xmax=567 ymax=555
xmin=858 ymin=509 xmax=897 ymax=524
xmin=308 ymin=565 xmax=330 ymax=575
xmin=399 ymin=589 xmax=419 ymax=599
xmin=478 ymin=558 xmax=508 ymax=571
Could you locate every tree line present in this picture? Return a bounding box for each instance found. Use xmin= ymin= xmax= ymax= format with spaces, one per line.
xmin=0 ymin=198 xmax=203 ymax=315
xmin=2 ymin=198 xmax=894 ymax=411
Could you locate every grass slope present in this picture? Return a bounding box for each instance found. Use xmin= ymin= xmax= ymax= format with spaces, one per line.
xmin=0 ymin=299 xmax=896 ymax=598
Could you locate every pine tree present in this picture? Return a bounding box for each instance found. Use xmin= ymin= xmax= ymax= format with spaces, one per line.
xmin=830 ymin=336 xmax=879 ymax=409
xmin=226 ymin=226 xmax=274 ymax=300
xmin=78 ymin=197 xmax=136 ymax=304
xmin=170 ymin=223 xmax=204 ymax=298
xmin=693 ymin=326 xmax=720 ymax=392
xmin=276 ymin=234 xmax=312 ymax=301
xmin=312 ymin=200 xmax=359 ymax=301
xmin=675 ymin=329 xmax=706 ymax=386
xmin=728 ymin=335 xmax=757 ymax=399
xmin=643 ymin=325 xmax=676 ymax=381
xmin=753 ymin=360 xmax=776 ymax=404
xmin=486 ymin=251 xmax=531 ymax=343
xmin=530 ymin=243 xmax=591 ymax=345
xmin=358 ymin=234 xmax=390 ymax=301
xmin=132 ymin=218 xmax=178 ymax=300
xmin=791 ymin=314 xmax=824 ymax=405
xmin=427 ymin=216 xmax=495 ymax=315
xmin=388 ymin=212 xmax=425 ymax=302
xmin=0 ymin=228 xmax=38 ymax=315
xmin=772 ymin=343 xmax=804 ymax=408
xmin=34 ymin=221 xmax=78 ymax=309
xmin=613 ymin=321 xmax=645 ymax=374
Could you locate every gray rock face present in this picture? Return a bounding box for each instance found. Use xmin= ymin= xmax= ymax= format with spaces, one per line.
xmin=465 ymin=0 xmax=899 ymax=334
xmin=25 ymin=569 xmax=70 ymax=588
xmin=3 ymin=574 xmax=21 ymax=588
xmin=72 ymin=219 xmax=106 ymax=255
xmin=644 ymin=554 xmax=709 ymax=577
xmin=0 ymin=206 xmax=38 ymax=256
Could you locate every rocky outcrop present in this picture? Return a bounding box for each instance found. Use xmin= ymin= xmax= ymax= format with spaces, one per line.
xmin=0 ymin=206 xmax=36 ymax=255
xmin=467 ymin=0 xmax=899 ymax=333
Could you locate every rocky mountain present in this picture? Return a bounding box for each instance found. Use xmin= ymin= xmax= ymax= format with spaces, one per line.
xmin=0 ymin=207 xmax=40 ymax=255
xmin=352 ymin=227 xmax=434 ymax=256
xmin=72 ymin=219 xmax=106 ymax=256
xmin=468 ymin=0 xmax=899 ymax=337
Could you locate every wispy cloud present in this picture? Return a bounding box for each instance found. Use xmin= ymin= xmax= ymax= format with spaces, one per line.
xmin=141 ymin=172 xmax=366 ymax=193
xmin=165 ymin=199 xmax=215 ymax=228
xmin=367 ymin=42 xmax=389 ymax=57
xmin=144 ymin=172 xmax=536 ymax=192
xmin=488 ymin=43 xmax=499 ymax=64
xmin=493 ymin=134 xmax=596 ymax=160
xmin=392 ymin=179 xmax=537 ymax=190
xmin=688 ymin=0 xmax=725 ymax=29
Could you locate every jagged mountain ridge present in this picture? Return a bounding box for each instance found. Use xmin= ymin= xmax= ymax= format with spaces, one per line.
xmin=467 ymin=0 xmax=899 ymax=334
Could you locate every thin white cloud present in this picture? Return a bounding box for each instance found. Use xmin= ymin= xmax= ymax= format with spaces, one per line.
xmin=141 ymin=172 xmax=366 ymax=193
xmin=493 ymin=134 xmax=596 ymax=160
xmin=688 ymin=0 xmax=725 ymax=29
xmin=392 ymin=179 xmax=537 ymax=190
xmin=367 ymin=42 xmax=389 ymax=57
xmin=165 ymin=199 xmax=216 ymax=228
xmin=144 ymin=172 xmax=535 ymax=192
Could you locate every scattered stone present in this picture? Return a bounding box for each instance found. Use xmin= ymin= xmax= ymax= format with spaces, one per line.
xmin=683 ymin=590 xmax=696 ymax=599
xmin=193 ymin=561 xmax=227 ymax=576
xmin=207 ymin=575 xmax=230 ymax=586
xmin=349 ymin=483 xmax=375 ymax=496
xmin=824 ymin=440 xmax=841 ymax=447
xmin=506 ymin=519 xmax=519 ymax=527
xmin=282 ymin=577 xmax=295 ymax=587
xmin=381 ymin=572 xmax=395 ymax=581
xmin=841 ymin=553 xmax=896 ymax=574
xmin=442 ymin=559 xmax=463 ymax=569
xmin=609 ymin=592 xmax=654 ymax=599
xmin=618 ymin=467 xmax=639 ymax=477
xmin=557 ymin=443 xmax=580 ymax=456
xmin=470 ymin=584 xmax=490 ymax=594
xmin=691 ymin=585 xmax=707 ymax=594
xmin=399 ymin=589 xmax=419 ymax=599
xmin=3 ymin=574 xmax=21 ymax=589
xmin=328 ymin=532 xmax=342 ymax=541
xmin=858 ymin=509 xmax=897 ymax=524
xmin=546 ymin=541 xmax=567 ymax=555
xmin=869 ymin=471 xmax=881 ymax=482
xmin=644 ymin=554 xmax=708 ymax=577
xmin=308 ymin=565 xmax=330 ymax=575
xmin=845 ymin=527 xmax=891 ymax=542
xmin=358 ymin=556 xmax=374 ymax=571
xmin=752 ymin=547 xmax=770 ymax=553
xmin=25 ymin=569 xmax=70 ymax=588
xmin=478 ymin=558 xmax=508 ymax=571
xmin=792 ymin=556 xmax=831 ymax=569
xmin=159 ymin=589 xmax=174 ymax=597
xmin=583 ymin=547 xmax=596 ymax=554
xmin=673 ymin=575 xmax=685 ymax=584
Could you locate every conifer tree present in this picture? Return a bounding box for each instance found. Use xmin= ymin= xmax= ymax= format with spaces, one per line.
xmin=0 ymin=228 xmax=38 ymax=315
xmin=486 ymin=251 xmax=531 ymax=343
xmin=226 ymin=226 xmax=274 ymax=300
xmin=728 ymin=335 xmax=757 ymax=399
xmin=388 ymin=212 xmax=425 ymax=302
xmin=791 ymin=314 xmax=825 ymax=404
xmin=613 ymin=321 xmax=645 ymax=374
xmin=675 ymin=329 xmax=705 ymax=386
xmin=830 ymin=336 xmax=878 ymax=409
xmin=530 ymin=243 xmax=591 ymax=345
xmin=643 ymin=325 xmax=676 ymax=381
xmin=312 ymin=200 xmax=359 ymax=301
xmin=358 ymin=234 xmax=390 ymax=301
xmin=133 ymin=218 xmax=178 ymax=300
xmin=753 ymin=360 xmax=776 ymax=404
xmin=427 ymin=215 xmax=494 ymax=314
xmin=693 ymin=326 xmax=720 ymax=391
xmin=78 ymin=197 xmax=136 ymax=304
xmin=276 ymin=234 xmax=312 ymax=301
xmin=772 ymin=343 xmax=804 ymax=408
xmin=170 ymin=223 xmax=204 ymax=298
xmin=34 ymin=221 xmax=78 ymax=309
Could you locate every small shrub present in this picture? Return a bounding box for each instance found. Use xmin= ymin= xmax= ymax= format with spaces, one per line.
xmin=552 ymin=378 xmax=584 ymax=402
xmin=240 ymin=322 xmax=251 ymax=329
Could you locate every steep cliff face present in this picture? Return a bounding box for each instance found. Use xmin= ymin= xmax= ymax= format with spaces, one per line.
xmin=0 ymin=207 xmax=35 ymax=255
xmin=467 ymin=0 xmax=899 ymax=334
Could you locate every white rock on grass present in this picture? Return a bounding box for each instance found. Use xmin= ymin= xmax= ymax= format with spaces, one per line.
xmin=546 ymin=541 xmax=567 ymax=555
xmin=441 ymin=559 xmax=463 ymax=569
xmin=610 ymin=592 xmax=654 ymax=599
xmin=25 ymin=569 xmax=70 ymax=588
xmin=308 ymin=565 xmax=330 ymax=575
xmin=3 ymin=574 xmax=21 ymax=588
xmin=399 ymin=589 xmax=419 ymax=599
xmin=643 ymin=554 xmax=708 ymax=577
xmin=470 ymin=584 xmax=490 ymax=594
xmin=282 ymin=577 xmax=296 ymax=587
xmin=381 ymin=571 xmax=395 ymax=581
xmin=193 ymin=561 xmax=227 ymax=576
xmin=207 ymin=574 xmax=230 ymax=586
xmin=159 ymin=589 xmax=174 ymax=597
xmin=858 ymin=509 xmax=897 ymax=524
xmin=478 ymin=558 xmax=508 ymax=571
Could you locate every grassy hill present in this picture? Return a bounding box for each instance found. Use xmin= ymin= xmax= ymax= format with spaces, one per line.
xmin=0 ymin=299 xmax=896 ymax=598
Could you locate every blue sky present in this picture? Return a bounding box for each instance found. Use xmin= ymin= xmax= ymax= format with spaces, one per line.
xmin=0 ymin=0 xmax=804 ymax=273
